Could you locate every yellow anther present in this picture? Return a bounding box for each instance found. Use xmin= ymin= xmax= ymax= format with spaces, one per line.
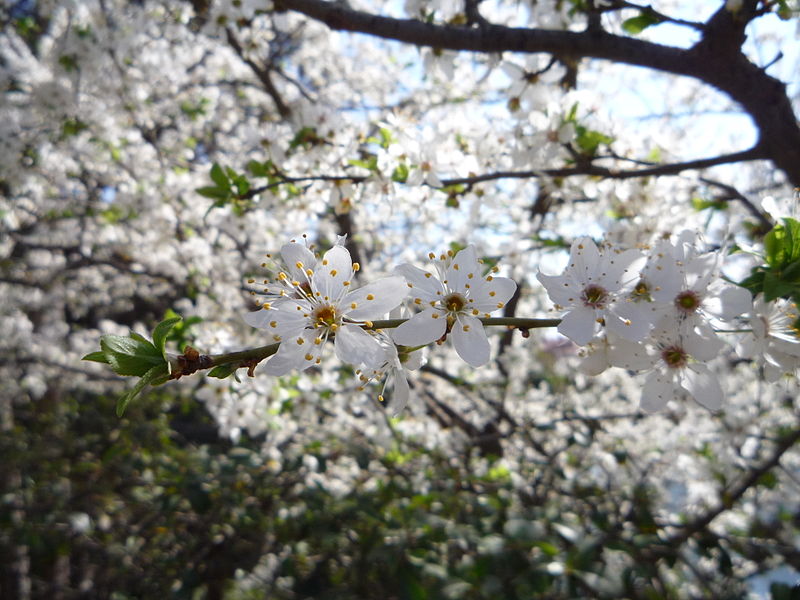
xmin=424 ymin=273 xmax=432 ymax=278
xmin=467 ymin=273 xmax=473 ymax=279
xmin=331 ymin=269 xmax=338 ymax=276
xmin=314 ymin=337 xmax=322 ymax=345
xmin=322 ymin=259 xmax=329 ymax=265
xmin=496 ymin=302 xmax=505 ymax=308
xmin=378 ymin=395 xmax=385 ymax=402
xmin=343 ymin=280 xmax=351 ymax=286
xmin=486 ymin=275 xmax=494 ymax=281
xmin=296 ymin=338 xmax=305 ymax=345
xmin=472 ymin=309 xmax=479 ymax=315
xmin=351 ymin=302 xmax=358 ymax=309
xmin=365 ymin=321 xmax=373 ymax=328
xmin=262 ymin=302 xmax=271 ymax=309
xmin=454 ymin=264 xmax=460 ymax=270
xmin=248 ymin=278 xmax=255 ymax=283
xmin=306 ymin=268 xmax=313 ymax=276
xmin=428 ymin=252 xmax=436 ymax=259
xmin=489 ymin=291 xmax=496 ymax=297
xmin=366 ymin=294 xmax=375 ymax=300
xmin=463 ymin=324 xmax=470 ymax=331
xmin=304 ymin=353 xmax=314 ymax=361
xmin=296 ymin=261 xmax=304 ymax=268
xmin=432 ymin=313 xmax=439 ymax=319
xmin=270 ymin=321 xmax=277 ymax=328
xmin=414 ymin=298 xmax=422 ymax=305
xmin=407 ymin=282 xmax=413 ymax=288
xmin=353 ymin=263 xmax=360 ymax=271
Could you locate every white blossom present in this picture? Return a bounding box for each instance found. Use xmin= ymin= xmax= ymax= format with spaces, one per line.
xmin=392 ymin=245 xmax=516 ymax=367
xmin=244 ymin=238 xmax=408 ymax=374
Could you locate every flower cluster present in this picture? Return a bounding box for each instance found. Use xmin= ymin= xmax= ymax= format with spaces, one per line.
xmin=245 ymin=238 xmax=516 ymax=411
xmin=537 ymin=232 xmax=800 ymax=412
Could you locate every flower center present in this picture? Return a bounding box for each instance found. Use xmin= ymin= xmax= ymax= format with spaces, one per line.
xmin=631 ymin=279 xmax=651 ymax=302
xmin=312 ymin=305 xmax=338 ymax=327
xmin=674 ymin=290 xmax=701 ymax=314
xmin=443 ymin=293 xmax=466 ymax=313
xmin=581 ymin=284 xmax=608 ymax=309
xmin=661 ymin=345 xmax=688 ymax=369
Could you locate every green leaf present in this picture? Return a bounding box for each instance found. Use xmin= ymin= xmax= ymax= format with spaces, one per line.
xmin=392 ymin=163 xmax=409 ymax=183
xmin=152 ymin=316 xmax=182 ymax=360
xmin=763 ymin=271 xmax=797 ymax=302
xmin=210 ymin=162 xmax=230 ymax=188
xmin=196 ymin=186 xmax=230 ymax=200
xmin=208 ymin=364 xmax=239 ymax=380
xmin=116 ymin=364 xmax=168 ymax=417
xmin=622 ymin=12 xmax=663 ymax=35
xmin=82 ymin=351 xmax=110 ymax=364
xmin=100 ymin=335 xmax=163 ymax=377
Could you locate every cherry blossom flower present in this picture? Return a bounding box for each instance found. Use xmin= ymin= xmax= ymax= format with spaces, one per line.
xmin=244 ymin=238 xmax=408 ymax=375
xmin=537 ymin=237 xmax=646 ymax=345
xmin=391 ymin=245 xmax=517 ymax=367
xmin=638 ymin=317 xmax=724 ymax=413
xmin=356 ymin=326 xmax=426 ymax=416
xmin=737 ymin=294 xmax=800 ymax=381
xmin=645 ymin=238 xmax=751 ymax=346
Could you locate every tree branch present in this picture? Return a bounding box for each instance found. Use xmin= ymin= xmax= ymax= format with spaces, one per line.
xmin=276 ymin=0 xmax=800 ymax=186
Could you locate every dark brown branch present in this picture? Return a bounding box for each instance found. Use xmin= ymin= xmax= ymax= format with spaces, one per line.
xmin=665 ymin=425 xmax=800 ymax=550
xmin=225 ymin=27 xmax=292 ymax=118
xmin=276 ymin=0 xmax=800 ymax=186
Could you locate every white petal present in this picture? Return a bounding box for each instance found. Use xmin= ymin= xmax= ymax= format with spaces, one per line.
xmin=570 ymin=237 xmax=601 ymax=283
xmin=280 ymin=242 xmax=317 ymax=280
xmin=344 ymin=276 xmax=408 ymax=320
xmin=390 ymin=370 xmax=410 ymax=416
xmin=605 ymin=303 xmax=651 ymax=342
xmin=596 ymin=248 xmax=645 ymax=292
xmin=447 ymin=245 xmax=480 ymax=292
xmin=579 ymin=346 xmax=609 ymax=375
xmin=608 ymin=338 xmax=654 ymax=371
xmin=471 ymin=275 xmax=517 ymax=313
xmin=391 ymin=308 xmax=447 ymax=346
xmin=394 ymin=263 xmax=444 ymax=301
xmin=641 ymin=369 xmax=675 ymax=413
xmin=335 ymin=324 xmax=384 ymax=367
xmin=685 ymin=252 xmax=718 ymax=291
xmin=537 ymin=271 xmax=579 ymax=306
xmin=557 ymin=307 xmax=597 ymax=346
xmin=682 ymin=364 xmax=723 ymax=411
xmin=684 ymin=320 xmax=725 ymax=361
xmin=313 ymin=245 xmax=353 ymax=301
xmin=703 ymin=284 xmax=752 ymax=321
xmin=451 ymin=314 xmax=491 ymax=367
xmin=263 ymin=330 xmax=320 ymax=375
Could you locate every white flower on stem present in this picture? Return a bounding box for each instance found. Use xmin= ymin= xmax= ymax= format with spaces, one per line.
xmin=578 ymin=333 xmax=651 ymax=376
xmin=638 ymin=317 xmax=724 ymax=413
xmin=537 ymin=236 xmax=646 ymax=346
xmin=646 ymin=239 xmax=751 ymax=346
xmin=244 ymin=238 xmax=408 ymax=375
xmin=391 ymin=245 xmax=517 ymax=367
xmin=737 ymin=294 xmax=800 ymax=381
xmin=357 ymin=325 xmax=426 ymax=416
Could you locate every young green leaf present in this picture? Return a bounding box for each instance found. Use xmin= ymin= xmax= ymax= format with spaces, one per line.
xmin=116 ymin=364 xmax=169 ymax=417
xmin=82 ymin=351 xmax=110 ymax=364
xmin=100 ymin=335 xmax=163 ymax=377
xmin=152 ymin=315 xmax=182 ymax=360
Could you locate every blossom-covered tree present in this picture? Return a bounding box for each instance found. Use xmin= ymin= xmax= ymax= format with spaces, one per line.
xmin=2 ymin=0 xmax=800 ymax=597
